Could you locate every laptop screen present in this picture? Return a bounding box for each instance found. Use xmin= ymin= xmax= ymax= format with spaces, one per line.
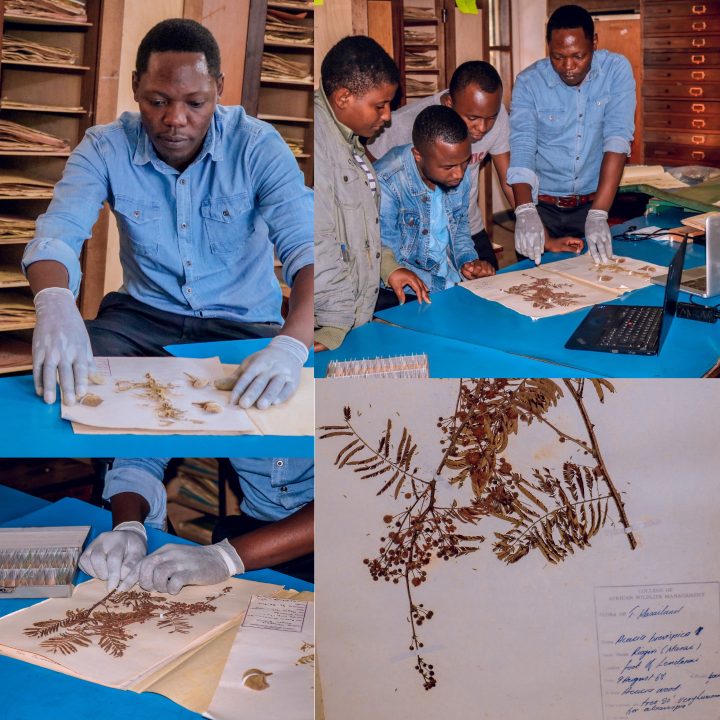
xmin=658 ymin=237 xmax=688 ymax=351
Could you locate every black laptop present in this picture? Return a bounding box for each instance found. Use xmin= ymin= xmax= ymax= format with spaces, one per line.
xmin=565 ymin=238 xmax=687 ymax=355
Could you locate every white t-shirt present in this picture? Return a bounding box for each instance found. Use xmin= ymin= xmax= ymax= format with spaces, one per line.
xmin=368 ymin=90 xmax=510 ymax=235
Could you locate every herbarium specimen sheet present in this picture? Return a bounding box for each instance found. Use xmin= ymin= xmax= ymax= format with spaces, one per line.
xmin=316 ymin=379 xmax=720 ymax=720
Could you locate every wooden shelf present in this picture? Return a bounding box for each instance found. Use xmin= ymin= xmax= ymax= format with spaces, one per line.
xmin=0 ymin=60 xmax=91 ymax=72
xmin=1 ymin=103 xmax=87 ymax=115
xmin=404 ymin=17 xmax=439 ymax=25
xmin=404 ymin=43 xmax=439 ymax=50
xmin=258 ymin=113 xmax=313 ymax=123
xmin=0 ymin=237 xmax=32 ymax=245
xmin=294 ymin=153 xmax=311 ymax=159
xmin=4 ymin=15 xmax=92 ymax=27
xmin=267 ymin=2 xmax=314 ymax=11
xmin=263 ymin=40 xmax=313 ymax=50
xmin=260 ymin=75 xmax=314 ymax=86
xmin=405 ymin=68 xmax=440 ymax=74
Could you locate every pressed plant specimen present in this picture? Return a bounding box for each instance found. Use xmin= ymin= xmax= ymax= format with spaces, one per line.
xmin=506 ymin=275 xmax=587 ymax=310
xmin=319 ymin=379 xmax=635 ymax=691
xmin=23 ymin=586 xmax=232 ymax=658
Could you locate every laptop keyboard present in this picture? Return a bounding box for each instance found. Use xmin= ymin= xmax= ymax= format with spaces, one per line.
xmin=598 ymin=306 xmax=662 ymax=350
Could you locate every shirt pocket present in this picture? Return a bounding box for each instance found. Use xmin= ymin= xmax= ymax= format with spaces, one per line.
xmin=200 ymin=193 xmax=254 ymax=255
xmin=537 ymin=107 xmax=566 ymax=135
xmin=399 ymin=210 xmax=421 ymax=261
xmin=588 ymin=95 xmax=610 ymax=126
xmin=335 ymin=165 xmax=364 ymax=210
xmin=113 ymin=195 xmax=161 ymax=258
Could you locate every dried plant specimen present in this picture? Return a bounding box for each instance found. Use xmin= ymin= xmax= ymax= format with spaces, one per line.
xmin=505 ymin=275 xmax=586 ymax=310
xmin=296 ymin=641 xmax=315 ymax=666
xmin=78 ymin=393 xmax=103 ymax=407
xmin=184 ymin=372 xmax=209 ymax=389
xmin=242 ymin=668 xmax=272 ymax=690
xmin=88 ymin=372 xmax=105 ymax=386
xmin=192 ymin=401 xmax=222 ymax=414
xmin=23 ymin=587 xmax=232 ymax=658
xmin=594 ymin=259 xmax=658 ymax=281
xmin=320 ymin=379 xmax=635 ymax=691
xmin=115 ymin=373 xmax=185 ymax=424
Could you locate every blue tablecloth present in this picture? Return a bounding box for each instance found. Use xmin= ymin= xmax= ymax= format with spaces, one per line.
xmin=0 ymin=485 xmax=50 ymax=524
xmin=0 ymin=494 xmax=312 ymax=720
xmin=0 ymin=339 xmax=313 ymax=457
xmin=373 ymin=223 xmax=719 ymax=378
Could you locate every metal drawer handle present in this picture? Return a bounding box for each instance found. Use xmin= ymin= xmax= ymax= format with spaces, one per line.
xmin=692 ymin=135 xmax=706 ymax=144
xmin=692 ymin=151 xmax=706 ymax=160
xmin=691 ymin=103 xmax=706 ymax=112
xmin=690 ymin=87 xmax=704 ymax=96
xmin=691 ymin=54 xmax=706 ymax=64
xmin=692 ymin=118 xmax=706 ymax=128
xmin=692 ymin=21 xmax=707 ymax=31
xmin=692 ymin=38 xmax=706 ymax=47
xmin=692 ymin=4 xmax=707 ymax=14
xmin=691 ymin=71 xmax=706 ymax=80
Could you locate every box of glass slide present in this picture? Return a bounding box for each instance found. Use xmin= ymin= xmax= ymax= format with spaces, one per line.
xmin=0 ymin=526 xmax=90 ymax=599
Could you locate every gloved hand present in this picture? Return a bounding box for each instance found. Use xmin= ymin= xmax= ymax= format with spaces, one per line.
xmin=136 ymin=539 xmax=245 ymax=595
xmin=514 ymin=203 xmax=545 ymax=264
xmin=214 ymin=335 xmax=308 ymax=410
xmin=78 ymin=521 xmax=147 ymax=592
xmin=584 ymin=208 xmax=613 ymax=264
xmin=33 ymin=287 xmax=96 ymax=405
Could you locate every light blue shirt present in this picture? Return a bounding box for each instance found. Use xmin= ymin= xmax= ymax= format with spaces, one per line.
xmin=22 ymin=105 xmax=313 ymax=324
xmin=428 ymin=185 xmax=460 ymax=289
xmin=104 ymin=457 xmax=314 ymax=529
xmin=507 ymin=49 xmax=635 ymax=201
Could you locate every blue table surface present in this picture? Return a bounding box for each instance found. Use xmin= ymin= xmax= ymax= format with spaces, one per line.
xmin=374 ymin=219 xmax=720 ymax=378
xmin=0 ymin=493 xmax=312 ymax=720
xmin=0 ymin=338 xmax=313 ymax=457
xmin=0 ymin=485 xmax=50 ymax=524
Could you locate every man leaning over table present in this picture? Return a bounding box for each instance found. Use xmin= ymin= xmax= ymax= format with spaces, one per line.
xmin=22 ymin=19 xmax=314 ymax=410
xmin=508 ymin=4 xmax=635 ymax=265
xmin=79 ymin=457 xmax=314 ymax=592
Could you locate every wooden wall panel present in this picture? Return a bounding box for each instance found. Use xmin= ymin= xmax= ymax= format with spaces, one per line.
xmin=315 ymin=0 xmax=359 ymax=84
xmin=367 ymin=0 xmax=395 ymax=57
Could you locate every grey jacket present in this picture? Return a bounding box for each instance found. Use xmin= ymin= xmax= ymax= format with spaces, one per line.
xmin=314 ymin=87 xmax=400 ymax=350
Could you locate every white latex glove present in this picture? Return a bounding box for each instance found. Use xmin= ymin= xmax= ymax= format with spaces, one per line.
xmin=136 ymin=539 xmax=245 ymax=595
xmin=33 ymin=287 xmax=96 ymax=405
xmin=214 ymin=335 xmax=308 ymax=410
xmin=78 ymin=521 xmax=147 ymax=592
xmin=514 ymin=203 xmax=545 ymax=265
xmin=585 ymin=208 xmax=613 ymax=264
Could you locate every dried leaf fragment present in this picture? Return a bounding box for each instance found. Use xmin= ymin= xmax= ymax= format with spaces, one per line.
xmin=79 ymin=393 xmax=103 ymax=407
xmin=88 ymin=372 xmax=106 ymax=386
xmin=184 ymin=372 xmax=209 ymax=389
xmin=193 ymin=401 xmax=222 ymax=414
xmin=242 ymin=668 xmax=272 ymax=690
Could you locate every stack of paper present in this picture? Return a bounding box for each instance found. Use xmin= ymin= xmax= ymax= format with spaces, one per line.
xmin=1 ymin=34 xmax=77 ymax=65
xmin=406 ymin=77 xmax=437 ymax=95
xmin=681 ymin=211 xmax=720 ymax=231
xmin=261 ymin=53 xmax=313 ymax=83
xmin=405 ymin=50 xmax=435 ymax=70
xmin=0 ymin=173 xmax=54 ymax=199
xmin=283 ymin=137 xmax=305 ymax=157
xmin=404 ymin=28 xmax=436 ymax=44
xmin=619 ymin=164 xmax=689 ymax=189
xmin=1 ymin=99 xmax=85 ymax=113
xmin=4 ymin=0 xmax=87 ymax=22
xmin=0 ymin=119 xmax=70 ymax=152
xmin=265 ymin=10 xmax=313 ymax=45
xmin=0 ymin=265 xmax=28 ymax=288
xmin=0 ymin=215 xmax=35 ymax=241
xmin=404 ymin=5 xmax=436 ymax=19
xmin=0 ymin=292 xmax=34 ymax=327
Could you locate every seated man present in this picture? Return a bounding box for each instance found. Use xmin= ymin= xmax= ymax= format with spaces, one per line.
xmin=508 ymin=4 xmax=635 ymax=264
xmin=369 ymin=60 xmax=512 ymax=271
xmin=23 ymin=19 xmax=313 ymax=410
xmin=314 ymin=35 xmax=429 ymax=352
xmin=79 ymin=457 xmax=314 ymax=593
xmin=374 ymin=106 xmax=486 ymax=308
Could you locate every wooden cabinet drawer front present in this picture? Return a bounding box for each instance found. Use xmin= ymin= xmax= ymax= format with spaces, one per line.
xmin=646 ymin=50 xmax=720 ymax=67
xmin=645 ymin=112 xmax=720 ymax=132
xmin=645 ymin=67 xmax=720 ymax=82
xmin=646 ymin=129 xmax=720 ymax=147
xmin=645 ymin=142 xmax=720 ymax=165
xmin=644 ymin=2 xmax=720 ymax=20
xmin=645 ymin=98 xmax=720 ymax=115
xmin=645 ymin=36 xmax=720 ymax=51
xmin=642 ymin=81 xmax=720 ymax=99
xmin=645 ymin=17 xmax=720 ymax=35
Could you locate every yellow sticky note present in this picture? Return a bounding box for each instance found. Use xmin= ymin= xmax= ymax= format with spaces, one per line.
xmin=455 ymin=0 xmax=478 ymax=13
xmin=314 ymin=0 xmax=324 ymax=5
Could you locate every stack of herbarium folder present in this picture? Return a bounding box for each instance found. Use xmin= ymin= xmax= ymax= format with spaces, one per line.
xmin=265 ymin=10 xmax=313 ymax=46
xmin=0 ymin=293 xmax=35 ymax=328
xmin=0 ymin=173 xmax=54 ymax=199
xmin=0 ymin=215 xmax=35 ymax=241
xmin=261 ymin=52 xmax=313 ymax=84
xmin=1 ymin=33 xmax=77 ymax=65
xmin=4 ymin=0 xmax=87 ymax=22
xmin=0 ymin=119 xmax=70 ymax=153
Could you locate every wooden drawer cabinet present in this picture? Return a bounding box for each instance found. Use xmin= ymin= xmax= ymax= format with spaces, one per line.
xmin=642 ymin=0 xmax=720 ymax=168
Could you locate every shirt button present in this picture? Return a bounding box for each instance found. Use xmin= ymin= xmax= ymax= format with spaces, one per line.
xmin=422 ymin=229 xmax=428 ymax=235
xmin=579 ymin=113 xmax=583 ymax=118
xmin=180 ymin=179 xmax=186 ymax=185
xmin=181 ymin=223 xmax=187 ymax=229
xmin=375 ymin=252 xmax=380 ymax=258
xmin=185 ymin=260 xmax=192 ymax=267
xmin=186 ymin=287 xmax=192 ymax=293
xmin=133 ymin=210 xmax=140 ymax=218
xmin=280 ymin=486 xmax=288 ymax=493
xmin=576 ymin=156 xmax=580 ymax=160
xmin=223 ymin=210 xmax=230 ymax=217
xmin=276 ymin=460 xmax=284 ymax=467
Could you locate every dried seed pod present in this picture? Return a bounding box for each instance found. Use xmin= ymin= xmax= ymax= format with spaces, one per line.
xmin=184 ymin=372 xmax=209 ymax=389
xmin=193 ymin=401 xmax=222 ymax=414
xmin=242 ymin=669 xmax=272 ymax=691
xmin=79 ymin=393 xmax=103 ymax=407
xmin=88 ymin=372 xmax=106 ymax=385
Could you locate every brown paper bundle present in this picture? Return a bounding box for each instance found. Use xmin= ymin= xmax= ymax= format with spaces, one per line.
xmin=283 ymin=137 xmax=305 ymax=157
xmin=0 ymin=293 xmax=35 ymax=327
xmin=261 ymin=53 xmax=312 ymax=83
xmin=404 ymin=5 xmax=436 ymax=19
xmin=0 ymin=173 xmax=55 ymax=199
xmin=5 ymin=0 xmax=87 ymax=22
xmin=0 ymin=215 xmax=35 ymax=240
xmin=404 ymin=28 xmax=436 ymax=44
xmin=1 ymin=99 xmax=85 ymax=113
xmin=265 ymin=11 xmax=313 ymax=45
xmin=0 ymin=119 xmax=70 ymax=152
xmin=405 ymin=51 xmax=436 ymax=70
xmin=405 ymin=77 xmax=437 ymax=95
xmin=1 ymin=34 xmax=77 ymax=65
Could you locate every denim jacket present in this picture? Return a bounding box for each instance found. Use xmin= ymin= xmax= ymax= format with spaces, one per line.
xmin=375 ymin=145 xmax=476 ymax=293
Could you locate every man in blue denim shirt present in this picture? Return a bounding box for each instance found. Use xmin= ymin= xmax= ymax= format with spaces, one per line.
xmin=375 ymin=106 xmax=491 ymax=307
xmin=508 ymin=5 xmax=635 ymax=265
xmin=79 ymin=457 xmax=314 ymax=591
xmin=22 ymin=20 xmax=313 ymax=410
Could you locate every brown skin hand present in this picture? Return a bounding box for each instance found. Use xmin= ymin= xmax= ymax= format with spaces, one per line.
xmin=548 ymin=28 xmax=597 ymax=87
xmin=329 ymin=82 xmax=398 ymax=140
xmin=132 ymin=51 xmax=224 ymax=172
xmin=461 ymin=259 xmax=496 ymax=279
xmin=387 ymin=268 xmax=431 ymax=304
